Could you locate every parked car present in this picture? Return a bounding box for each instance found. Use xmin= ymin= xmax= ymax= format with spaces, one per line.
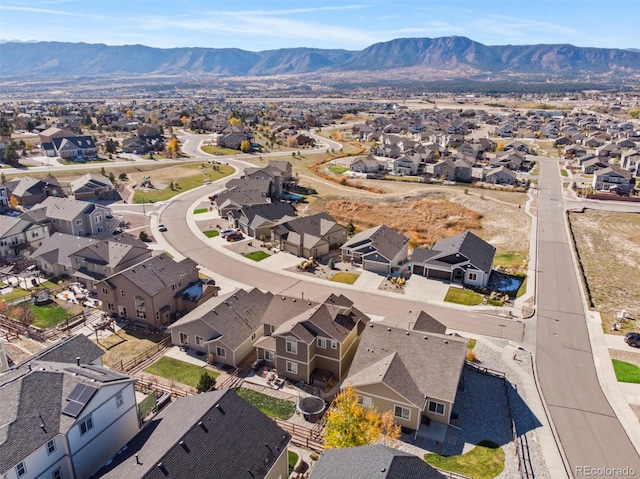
xmin=221 ymin=229 xmax=238 ymax=238
xmin=624 ymin=332 xmax=640 ymax=348
xmin=226 ymin=232 xmax=244 ymax=242
xmin=158 ymin=224 xmax=168 ymax=232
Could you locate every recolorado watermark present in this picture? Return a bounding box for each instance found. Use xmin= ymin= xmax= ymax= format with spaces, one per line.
xmin=575 ymin=466 xmax=636 ymax=476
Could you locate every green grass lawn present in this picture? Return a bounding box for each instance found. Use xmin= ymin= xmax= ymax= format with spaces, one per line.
xmin=144 ymin=357 xmax=219 ymax=388
xmin=328 ymin=165 xmax=349 ymax=175
xmin=560 ymin=169 xmax=569 ymax=177
xmin=193 ymin=208 xmax=208 ymax=214
xmin=132 ymin=165 xmax=233 ymax=203
xmin=0 ymin=279 xmax=62 ymax=301
xmin=201 ymin=145 xmax=241 ymax=155
xmin=234 ymin=388 xmax=296 ymax=420
xmin=493 ymin=252 xmax=526 ymax=268
xmin=530 ymin=168 xmax=540 ymax=175
xmin=612 ymin=360 xmax=640 ymax=384
xmin=288 ymin=451 xmax=299 ymax=475
xmin=444 ymin=287 xmax=484 ymax=306
xmin=330 ymin=272 xmax=360 ymax=284
xmin=424 ymin=441 xmax=505 ymax=479
xmin=516 ymin=277 xmax=528 ymax=298
xmin=244 ymin=251 xmax=270 ymax=262
xmin=30 ymin=302 xmax=75 ymax=329
xmin=204 ymin=230 xmax=220 ymax=238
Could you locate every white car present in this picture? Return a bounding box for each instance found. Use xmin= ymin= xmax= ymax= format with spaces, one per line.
xmin=158 ymin=224 xmax=167 ymax=232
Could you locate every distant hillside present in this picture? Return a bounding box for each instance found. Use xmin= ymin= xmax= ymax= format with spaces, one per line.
xmin=1 ymin=36 xmax=638 ymax=80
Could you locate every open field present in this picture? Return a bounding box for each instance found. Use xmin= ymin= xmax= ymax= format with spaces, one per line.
xmin=568 ymin=209 xmax=640 ymax=334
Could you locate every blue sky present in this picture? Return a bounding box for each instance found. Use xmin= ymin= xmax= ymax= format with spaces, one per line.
xmin=0 ymin=0 xmax=637 ymax=51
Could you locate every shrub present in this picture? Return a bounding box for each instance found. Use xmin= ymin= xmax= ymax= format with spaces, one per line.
xmin=328 ymin=258 xmax=335 ymax=270
xmin=466 ymin=350 xmax=477 ymax=362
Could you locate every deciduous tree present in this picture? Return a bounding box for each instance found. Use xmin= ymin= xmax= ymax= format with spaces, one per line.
xmin=240 ymin=139 xmax=251 ymax=153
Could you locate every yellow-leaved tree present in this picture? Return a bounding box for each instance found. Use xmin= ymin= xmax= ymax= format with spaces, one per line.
xmin=323 ymin=384 xmax=400 ymax=449
xmin=240 ymin=139 xmax=252 ymax=153
xmin=166 ymin=136 xmax=180 ymax=158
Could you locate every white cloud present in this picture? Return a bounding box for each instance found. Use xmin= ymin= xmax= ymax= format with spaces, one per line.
xmin=0 ymin=4 xmax=103 ymax=19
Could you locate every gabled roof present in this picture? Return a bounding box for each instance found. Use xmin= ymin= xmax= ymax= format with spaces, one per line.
xmin=100 ymin=254 xmax=198 ymax=297
xmin=34 ymin=196 xmax=101 ymax=221
xmin=273 ymin=212 xmax=343 ymax=247
xmin=70 ymin=173 xmax=113 ymax=193
xmin=72 ymin=237 xmax=150 ymax=269
xmin=9 ymin=176 xmax=60 ymax=198
xmin=346 ymin=323 xmax=467 ymax=406
xmin=412 ymin=231 xmax=495 ymax=274
xmin=25 ymin=334 xmax=104 ymax=365
xmin=310 ymin=444 xmax=446 ymax=479
xmin=382 ymin=310 xmax=447 ymax=335
xmin=92 ymin=389 xmax=291 ymax=479
xmin=236 ymin=202 xmax=296 ymax=229
xmin=31 ymin=232 xmax=98 ymax=268
xmin=342 ymin=225 xmax=409 ymax=263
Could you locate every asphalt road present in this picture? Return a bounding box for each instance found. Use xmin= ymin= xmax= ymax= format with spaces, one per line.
xmin=535 ymin=157 xmax=640 ymax=476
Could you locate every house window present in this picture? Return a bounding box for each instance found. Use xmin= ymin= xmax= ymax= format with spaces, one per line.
xmin=52 ymin=468 xmax=62 ymax=479
xmin=468 ymin=272 xmax=478 ymax=282
xmin=286 ymin=361 xmax=298 ymax=374
xmin=134 ymin=296 xmax=146 ymax=319
xmin=330 ymin=340 xmax=337 ymax=349
xmin=115 ymin=392 xmax=123 ymax=408
xmin=118 ymin=306 xmax=127 ymax=318
xmin=251 ymin=332 xmax=256 ymax=341
xmin=179 ymin=332 xmax=189 ymax=344
xmin=172 ymin=283 xmax=177 ymax=291
xmin=264 ymin=350 xmax=275 ymax=362
xmin=394 ymin=405 xmax=411 ymax=421
xmin=107 ymin=302 xmax=114 ymax=312
xmin=120 ymin=289 xmax=125 ymax=297
xmin=428 ymin=400 xmax=445 ymax=416
xmin=357 ymin=395 xmax=372 ymax=407
xmin=286 ymin=338 xmax=297 ymax=354
xmin=75 ymin=219 xmax=83 ymax=226
xmin=46 ymin=439 xmax=56 ymax=454
xmin=31 ymin=231 xmax=39 ymax=238
xmin=195 ymin=336 xmax=204 ymax=346
xmin=216 ymin=346 xmax=226 ymax=358
xmin=79 ymin=415 xmax=94 ymax=435
xmin=97 ymin=227 xmax=103 ymax=233
xmin=95 ymin=214 xmax=103 ymax=223
xmin=102 ymin=287 xmax=108 ymax=295
xmin=16 ymin=462 xmax=26 ymax=477
xmin=317 ymin=338 xmax=327 ymax=349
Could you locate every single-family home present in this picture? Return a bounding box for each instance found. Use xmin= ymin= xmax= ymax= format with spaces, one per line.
xmin=345 ymin=323 xmax=467 ymax=431
xmin=96 ymin=253 xmax=218 ymax=329
xmin=29 ymin=196 xmax=113 ymax=237
xmin=0 ymin=215 xmax=50 ymax=264
xmin=228 ymin=202 xmax=296 ymax=239
xmin=483 ymin=166 xmax=517 ymax=186
xmin=70 ymin=173 xmax=116 ymax=201
xmin=411 ymin=231 xmax=496 ymax=287
xmin=581 ymin=157 xmax=610 ymax=175
xmin=214 ymin=178 xmax=272 ymax=217
xmin=272 ymin=212 xmax=346 ymax=258
xmin=349 ymin=156 xmax=382 ymax=174
xmin=91 ymin=389 xmax=291 ymax=479
xmin=42 ymin=136 xmax=97 ymax=159
xmin=592 ymin=166 xmax=636 ymax=195
xmin=341 ymin=225 xmax=409 ymax=275
xmin=5 ymin=176 xmax=64 ymax=208
xmin=310 ymin=444 xmax=447 ymax=479
xmin=432 ymin=158 xmax=473 ymax=182
xmin=0 ymin=335 xmax=139 ymax=479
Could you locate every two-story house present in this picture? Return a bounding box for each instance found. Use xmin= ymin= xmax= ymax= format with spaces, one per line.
xmin=29 ymin=197 xmax=112 ymax=237
xmin=70 ymin=174 xmax=116 ymax=201
xmin=5 ymin=176 xmax=64 ymax=209
xmin=0 ymin=215 xmax=50 ymax=264
xmin=341 ymin=225 xmax=409 ymax=275
xmin=271 ymin=212 xmax=346 ymax=258
xmin=0 ymin=335 xmax=139 ymax=479
xmin=96 ymin=253 xmax=218 ymax=329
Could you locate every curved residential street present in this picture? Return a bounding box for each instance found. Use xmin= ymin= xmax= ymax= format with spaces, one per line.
xmin=535 ymin=157 xmax=640 ymax=476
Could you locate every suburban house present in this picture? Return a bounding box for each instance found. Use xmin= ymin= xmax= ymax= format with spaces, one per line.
xmin=228 ymin=202 xmax=296 ymax=239
xmin=5 ymin=176 xmax=65 ymax=209
xmin=345 ymin=323 xmax=467 ymax=431
xmin=28 ymin=197 xmax=114 ymax=237
xmin=411 ymin=231 xmax=496 ymax=287
xmin=96 ymin=253 xmax=218 ymax=329
xmin=271 ymin=212 xmax=346 ymax=258
xmin=350 ymin=156 xmax=383 ymax=174
xmin=381 ymin=310 xmax=448 ymax=336
xmin=41 ymin=135 xmax=98 ymax=159
xmin=581 ymin=157 xmax=610 ymax=175
xmin=267 ymin=294 xmax=370 ymax=386
xmin=0 ymin=215 xmax=50 ymax=264
xmin=483 ymin=166 xmax=518 ymax=185
xmin=121 ymin=134 xmax=165 ymax=154
xmin=31 ymin=233 xmax=99 ymax=278
xmin=592 ymin=166 xmax=636 ymax=195
xmin=244 ymin=164 xmax=286 ymax=196
xmin=341 ymin=225 xmax=409 ymax=275
xmin=310 ymin=444 xmax=446 ymax=479
xmin=217 ymin=131 xmax=251 ymax=150
xmin=92 ymin=389 xmax=291 ymax=479
xmin=214 ymin=178 xmax=272 ymax=217
xmin=169 ymin=288 xmax=318 ymax=368
xmin=621 ymin=150 xmax=640 ymax=177
xmin=0 ymin=335 xmax=139 ymax=479
xmin=432 ymin=158 xmax=472 ymax=182
xmin=68 ymin=234 xmax=153 ymax=291
xmin=70 ymin=174 xmax=116 ymax=201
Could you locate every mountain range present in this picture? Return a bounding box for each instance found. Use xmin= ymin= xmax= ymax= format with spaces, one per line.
xmin=1 ymin=36 xmax=639 ymax=81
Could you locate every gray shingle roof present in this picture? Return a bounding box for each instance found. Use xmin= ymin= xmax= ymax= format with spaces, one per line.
xmin=36 ymin=196 xmax=98 ymax=221
xmin=92 ymin=389 xmax=291 ymax=479
xmin=412 ymin=231 xmax=496 ymax=274
xmin=310 ymin=444 xmax=446 ymax=479
xmin=346 ymin=323 xmax=467 ymax=405
xmin=31 ymin=232 xmax=98 ymax=268
xmin=382 ymin=310 xmax=447 ymax=335
xmin=27 ymin=335 xmax=104 ymax=365
xmin=342 ymin=225 xmax=408 ymax=263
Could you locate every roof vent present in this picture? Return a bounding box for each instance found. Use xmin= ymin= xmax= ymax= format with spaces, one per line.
xmin=135 ymin=454 xmax=141 ymax=465
xmin=75 ymin=356 xmax=81 ymax=366
xmin=405 ymin=331 xmax=410 ymax=335
xmin=444 ymin=340 xmax=448 ymax=344
xmin=424 ymin=336 xmax=428 ymax=340
xmin=387 ymin=327 xmax=391 ymax=332
xmin=292 ymin=299 xmax=296 ymax=302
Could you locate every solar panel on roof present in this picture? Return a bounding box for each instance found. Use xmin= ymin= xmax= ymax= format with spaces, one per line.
xmin=76 ymin=385 xmax=98 ymax=404
xmin=62 ymin=400 xmax=85 ymax=418
xmin=67 ymin=383 xmax=87 ymax=402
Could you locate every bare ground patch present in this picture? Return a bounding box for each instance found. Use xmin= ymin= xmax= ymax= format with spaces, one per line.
xmin=569 ymin=209 xmax=640 ymax=334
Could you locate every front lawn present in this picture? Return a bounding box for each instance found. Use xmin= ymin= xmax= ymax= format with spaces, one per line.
xmin=493 ymin=252 xmax=526 ymax=268
xmin=328 ymin=165 xmax=349 ymax=175
xmin=330 ymin=272 xmax=359 ymax=284
xmin=234 ymin=387 xmax=296 ymax=420
xmin=444 ymin=287 xmax=484 ymax=306
xmin=144 ymin=357 xmax=219 ymax=388
xmin=204 ymin=230 xmax=219 ymax=238
xmin=193 ymin=208 xmax=208 ymax=214
xmin=201 ymin=145 xmax=240 ymax=156
xmin=30 ymin=301 xmax=75 ymax=329
xmin=244 ymin=251 xmax=270 ymax=262
xmin=424 ymin=441 xmax=505 ymax=479
xmin=612 ymin=359 xmax=640 ymax=384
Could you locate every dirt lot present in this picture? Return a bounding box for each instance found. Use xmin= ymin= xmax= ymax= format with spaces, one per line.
xmin=95 ymin=329 xmax=169 ymax=369
xmin=569 ymin=209 xmax=640 ymax=334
